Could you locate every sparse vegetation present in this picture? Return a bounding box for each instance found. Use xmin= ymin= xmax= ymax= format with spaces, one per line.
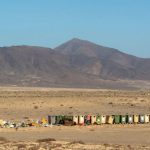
xmin=36 ymin=138 xmax=56 ymax=143
xmin=89 ymin=128 xmax=95 ymax=131
xmin=103 ymin=143 xmax=110 ymax=147
xmin=34 ymin=106 xmax=38 ymax=109
xmin=108 ymin=102 xmax=113 ymax=105
xmin=28 ymin=146 xmax=40 ymax=150
xmin=69 ymin=140 xmax=85 ymax=145
xmin=0 ymin=137 xmax=8 ymax=142
xmin=0 ymin=134 xmax=148 ymax=150
xmin=23 ymin=116 xmax=29 ymax=119
xmin=16 ymin=144 xmax=27 ymax=149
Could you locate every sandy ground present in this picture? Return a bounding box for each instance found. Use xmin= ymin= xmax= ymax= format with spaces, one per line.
xmin=1 ymin=125 xmax=150 ymax=145
xmin=1 ymin=140 xmax=149 ymax=150
xmin=1 ymin=126 xmax=150 ymax=149
xmin=0 ymin=88 xmax=150 ymax=120
xmin=0 ymin=87 xmax=150 ymax=149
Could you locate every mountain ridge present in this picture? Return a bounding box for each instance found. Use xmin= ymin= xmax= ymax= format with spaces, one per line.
xmin=55 ymin=38 xmax=150 ymax=80
xmin=0 ymin=38 xmax=150 ymax=89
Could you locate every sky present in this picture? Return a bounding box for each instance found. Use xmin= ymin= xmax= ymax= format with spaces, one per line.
xmin=0 ymin=0 xmax=150 ymax=58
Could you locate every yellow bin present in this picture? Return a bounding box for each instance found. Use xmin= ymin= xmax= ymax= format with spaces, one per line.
xmin=107 ymin=115 xmax=114 ymax=124
xmin=145 ymin=115 xmax=149 ymax=123
xmin=134 ymin=115 xmax=139 ymax=123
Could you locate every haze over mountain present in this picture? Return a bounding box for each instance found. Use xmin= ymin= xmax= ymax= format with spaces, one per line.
xmin=0 ymin=38 xmax=150 ymax=89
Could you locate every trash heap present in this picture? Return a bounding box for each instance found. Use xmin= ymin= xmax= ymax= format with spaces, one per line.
xmin=0 ymin=114 xmax=149 ymax=128
xmin=0 ymin=118 xmax=49 ymax=128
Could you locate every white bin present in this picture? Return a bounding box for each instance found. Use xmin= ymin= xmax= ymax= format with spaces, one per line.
xmin=128 ymin=115 xmax=133 ymax=124
xmin=140 ymin=115 xmax=145 ymax=123
xmin=79 ymin=115 xmax=84 ymax=125
xmin=101 ymin=115 xmax=106 ymax=124
xmin=73 ymin=116 xmax=79 ymax=125
xmin=91 ymin=115 xmax=97 ymax=124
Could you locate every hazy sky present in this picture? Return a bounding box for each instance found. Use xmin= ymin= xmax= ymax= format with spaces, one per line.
xmin=0 ymin=0 xmax=150 ymax=57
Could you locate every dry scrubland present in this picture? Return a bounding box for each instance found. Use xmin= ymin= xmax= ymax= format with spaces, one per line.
xmin=0 ymin=87 xmax=150 ymax=120
xmin=0 ymin=137 xmax=150 ymax=150
xmin=0 ymin=87 xmax=150 ymax=149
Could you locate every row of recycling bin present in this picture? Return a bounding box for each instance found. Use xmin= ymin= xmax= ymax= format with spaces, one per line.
xmin=48 ymin=114 xmax=150 ymax=125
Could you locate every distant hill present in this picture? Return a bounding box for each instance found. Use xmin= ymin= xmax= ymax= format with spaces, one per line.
xmin=55 ymin=38 xmax=150 ymax=80
xmin=0 ymin=45 xmax=95 ymax=87
xmin=0 ymin=39 xmax=150 ymax=89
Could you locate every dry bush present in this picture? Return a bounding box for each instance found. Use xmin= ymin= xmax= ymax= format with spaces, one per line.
xmin=108 ymin=102 xmax=113 ymax=105
xmin=36 ymin=138 xmax=56 ymax=143
xmin=23 ymin=116 xmax=29 ymax=119
xmin=0 ymin=137 xmax=8 ymax=142
xmin=50 ymin=143 xmax=62 ymax=149
xmin=127 ymin=145 xmax=132 ymax=149
xmin=16 ymin=143 xmax=27 ymax=149
xmin=28 ymin=146 xmax=40 ymax=150
xmin=103 ymin=143 xmax=110 ymax=147
xmin=89 ymin=128 xmax=95 ymax=131
xmin=69 ymin=140 xmax=85 ymax=145
xmin=114 ymin=144 xmax=122 ymax=149
xmin=34 ymin=105 xmax=38 ymax=109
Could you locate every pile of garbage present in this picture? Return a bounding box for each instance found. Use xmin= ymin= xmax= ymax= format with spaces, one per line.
xmin=0 ymin=118 xmax=49 ymax=128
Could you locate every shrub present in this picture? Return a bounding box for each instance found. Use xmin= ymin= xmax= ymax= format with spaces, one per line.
xmin=36 ymin=138 xmax=56 ymax=143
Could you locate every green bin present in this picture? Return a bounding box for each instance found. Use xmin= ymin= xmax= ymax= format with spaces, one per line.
xmin=114 ymin=115 xmax=121 ymax=124
xmin=64 ymin=116 xmax=73 ymax=121
xmin=56 ymin=115 xmax=65 ymax=125
xmin=96 ymin=115 xmax=101 ymax=125
xmin=121 ymin=115 xmax=127 ymax=124
xmin=64 ymin=116 xmax=73 ymax=126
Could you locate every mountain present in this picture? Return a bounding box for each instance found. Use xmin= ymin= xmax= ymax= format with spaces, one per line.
xmin=55 ymin=38 xmax=150 ymax=80
xmin=0 ymin=45 xmax=106 ymax=88
xmin=0 ymin=38 xmax=150 ymax=89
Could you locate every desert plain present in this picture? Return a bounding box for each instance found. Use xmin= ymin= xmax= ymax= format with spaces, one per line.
xmin=0 ymin=87 xmax=150 ymax=149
